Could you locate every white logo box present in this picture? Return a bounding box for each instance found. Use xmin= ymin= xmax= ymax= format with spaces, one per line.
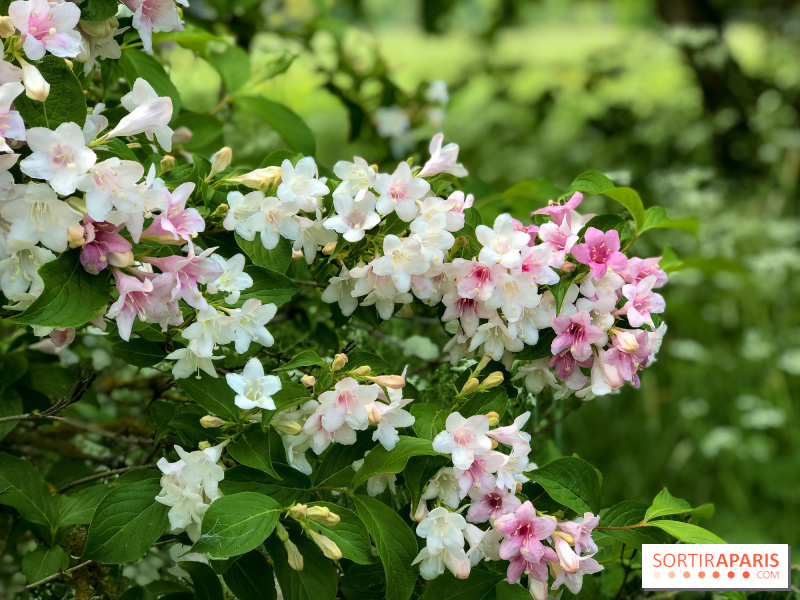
xmin=641 ymin=544 xmax=791 ymax=591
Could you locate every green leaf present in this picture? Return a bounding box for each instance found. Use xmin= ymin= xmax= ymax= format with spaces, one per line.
xmin=527 ymin=456 xmax=601 ymax=514
xmin=237 ymin=265 xmax=298 ymax=308
xmin=580 ymin=214 xmax=626 ymax=235
xmin=192 ymin=492 xmax=282 ymax=559
xmin=353 ymin=494 xmax=418 ymax=600
xmin=112 ymin=338 xmax=165 ymax=368
xmin=222 ymin=550 xmax=277 ymax=600
xmin=641 ymin=206 xmax=698 ymax=234
xmin=404 ymin=455 xmax=448 ymax=511
xmin=21 ymin=546 xmax=69 ymax=584
xmin=9 ymin=250 xmax=110 ymax=328
xmin=547 ymin=272 xmax=580 ymax=316
xmin=411 ymin=404 xmax=447 ymax=440
xmin=178 ymin=373 xmax=239 ymax=421
xmin=648 ymin=520 xmax=725 ymax=544
xmin=179 ymin=561 xmax=224 ymax=600
xmin=236 ymin=234 xmax=293 ymax=274
xmin=346 ymin=351 xmax=389 ymax=374
xmin=0 ymin=453 xmax=60 ymax=530
xmin=14 ymin=56 xmax=86 ymax=128
xmin=420 ymin=571 xmax=502 ymax=600
xmin=659 ymin=246 xmax=684 ymax=273
xmin=206 ymin=45 xmax=251 ymax=93
xmin=306 ymin=501 xmax=374 ymax=565
xmin=564 ymin=170 xmax=615 ymax=196
xmin=562 ymin=171 xmax=647 ymax=231
xmin=596 ymin=500 xmax=670 ymax=549
xmin=645 ymin=487 xmax=713 ymax=523
xmin=352 ymin=436 xmax=441 ymax=490
xmin=260 ymin=149 xmax=303 ymax=169
xmin=220 ymin=466 xmax=311 ymax=505
xmin=275 ymin=350 xmax=323 ymax=371
xmin=83 ymin=475 xmax=169 ymax=563
xmin=503 ymin=178 xmax=562 ymax=205
xmin=495 ymin=580 xmax=532 ymax=599
xmin=265 ymin=534 xmax=337 ymax=600
xmin=120 ymin=49 xmax=182 ymax=116
xmin=227 ymin=427 xmax=281 ymax=479
xmin=78 ymin=0 xmax=118 ymax=21
xmin=515 ymin=328 xmax=556 ymax=361
xmin=173 ymin=112 xmax=223 ymax=152
xmin=236 ymin=96 xmax=316 ymax=156
xmin=59 ymin=484 xmax=113 ymax=526
xmin=603 ymin=187 xmax=646 ymax=232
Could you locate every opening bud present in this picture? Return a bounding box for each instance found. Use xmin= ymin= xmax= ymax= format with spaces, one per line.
xmin=480 ymin=371 xmax=504 ymax=389
xmin=560 ymin=261 xmax=577 ymax=274
xmin=19 ymin=59 xmax=50 ymax=101
xmin=485 ymin=411 xmax=500 ymax=426
xmin=365 ymin=374 xmax=405 ymax=389
xmin=210 ymin=203 xmax=229 ymax=220
xmin=300 ymin=374 xmax=316 ymax=388
xmin=0 ymin=16 xmax=15 ymax=38
xmin=613 ymin=329 xmax=640 ymax=353
xmin=289 ymin=504 xmax=307 ymax=518
xmin=476 ymin=354 xmax=492 ymax=372
xmin=199 ymin=415 xmax=224 ymax=428
xmin=232 ymin=166 xmax=281 ymax=191
xmin=306 ymin=505 xmax=339 ymax=525
xmin=309 ymin=530 xmax=342 ymax=561
xmin=171 ymin=126 xmax=193 ymax=145
xmin=159 ymin=155 xmax=175 ymax=174
xmin=351 ymin=366 xmax=371 ymax=377
xmin=198 ymin=441 xmax=211 ymax=451
xmin=67 ymin=225 xmax=86 ymax=249
xmin=322 ymin=241 xmax=337 ymax=255
xmin=460 ymin=378 xmax=479 ymax=396
xmin=285 ymin=539 xmax=304 ymax=571
xmin=365 ymin=402 xmax=382 ymax=426
xmin=209 ymin=147 xmax=233 ymax=178
xmin=515 ymin=482 xmax=523 ymax=493
xmin=411 ymin=499 xmax=429 ymax=523
xmin=331 ymin=353 xmax=348 ymax=371
xmin=271 ymin=419 xmax=303 ymax=436
xmin=552 ymin=530 xmax=575 ymax=546
xmin=108 ymin=251 xmax=135 ymax=268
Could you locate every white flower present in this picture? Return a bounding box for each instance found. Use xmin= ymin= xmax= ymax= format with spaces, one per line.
xmin=410 ymin=212 xmax=455 ymax=264
xmin=293 ymin=216 xmax=337 ymax=264
xmin=375 ymin=106 xmax=410 ymax=139
xmin=320 ymin=265 xmax=358 ymax=316
xmin=485 ymin=271 xmax=540 ymax=323
xmin=76 ymin=158 xmax=145 ymax=222
xmin=107 ymin=78 xmax=174 ymax=151
xmin=418 ymin=133 xmax=468 ymax=178
xmin=372 ymin=235 xmax=431 ymax=294
xmin=412 ymin=547 xmax=471 ymax=580
xmin=476 ymin=213 xmax=531 ymax=270
xmin=124 ymin=0 xmax=184 ymax=54
xmin=247 ymin=195 xmax=300 ymax=249
xmin=165 ymin=342 xmax=221 ymax=379
xmin=316 ymin=377 xmax=380 ymax=432
xmin=83 ymin=103 xmax=110 ymax=145
xmin=223 ymin=190 xmax=264 ymax=240
xmin=464 ymin=524 xmax=502 ymax=566
xmin=352 ymin=457 xmax=398 ymax=496
xmin=18 ymin=58 xmax=49 ymax=101
xmin=333 ymin=156 xmax=375 ymax=197
xmin=494 ymin=445 xmax=530 ymax=491
xmin=181 ymin=308 xmax=237 ymax=357
xmin=20 ymin=123 xmax=97 ymax=195
xmin=226 ymin=357 xmax=282 ymax=410
xmin=513 ymin=359 xmax=559 ymax=394
xmin=276 ymin=157 xmax=329 ymax=212
xmin=468 ymin=316 xmax=524 ymax=361
xmin=156 ymin=478 xmax=208 ymax=540
xmin=371 ymin=387 xmax=415 ymax=451
xmin=1 ymin=183 xmax=82 ymax=252
xmin=106 ymin=164 xmax=166 ymax=243
xmin=323 ymin=191 xmax=381 ymax=242
xmin=9 ymin=0 xmax=82 ymax=60
xmin=207 ymin=254 xmax=253 ymax=304
xmin=0 ymin=242 xmax=54 ymax=306
xmin=579 ymin=269 xmax=625 ymax=314
xmin=0 ymin=154 xmax=20 ymax=195
xmin=0 ymin=82 xmax=26 ymax=152
xmin=432 ymin=412 xmax=493 ymax=471
xmin=421 ymin=467 xmax=461 ymax=509
xmin=229 ymin=298 xmax=277 ymax=353
xmin=426 ymin=81 xmax=449 ymax=104
xmin=175 ymin=443 xmax=226 ymax=501
xmin=416 ymin=506 xmax=467 ymax=553
xmin=374 ymin=162 xmax=430 ymax=221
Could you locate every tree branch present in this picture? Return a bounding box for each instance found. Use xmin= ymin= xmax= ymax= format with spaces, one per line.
xmin=57 ymin=465 xmax=156 ymax=494
xmin=25 ymin=560 xmax=94 ymax=590
xmin=0 ymin=372 xmax=96 ymax=424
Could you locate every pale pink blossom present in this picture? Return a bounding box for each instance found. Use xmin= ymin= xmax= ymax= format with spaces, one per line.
xmin=9 ymin=0 xmax=82 ymax=60
xmin=466 ymin=486 xmax=521 ymax=523
xmin=453 ymin=450 xmax=507 ymax=498
xmin=106 ymin=269 xmax=181 ymax=340
xmin=123 ymin=0 xmax=184 ymax=54
xmin=486 ymin=411 xmax=531 ymax=449
xmin=418 ymin=133 xmax=468 ymax=178
xmin=495 ymin=501 xmax=558 ymax=583
xmin=449 ymin=258 xmax=506 ymax=302
xmin=141 ymin=182 xmax=204 ymax=242
xmin=551 ymin=310 xmax=606 ymax=362
xmin=374 ymin=161 xmax=430 ymax=221
xmin=316 ymin=377 xmax=380 ymax=432
xmin=517 ymin=244 xmax=560 ymax=285
xmin=79 ymin=217 xmax=133 ymax=274
xmin=617 ymin=275 xmax=665 ymax=327
xmin=0 ymin=82 xmax=26 ymax=152
xmin=476 ymin=214 xmax=530 ymax=269
xmin=107 ymin=78 xmax=174 ymax=150
xmin=20 ymin=123 xmax=96 ymax=195
xmin=76 ymin=158 xmax=145 ymax=222
xmin=146 ymin=245 xmax=222 ymax=310
xmin=441 ymin=292 xmax=494 ymax=337
xmin=432 ymin=412 xmax=492 ymax=470
xmin=622 ymin=256 xmax=668 ymax=288
xmin=532 ymin=192 xmax=583 ymax=225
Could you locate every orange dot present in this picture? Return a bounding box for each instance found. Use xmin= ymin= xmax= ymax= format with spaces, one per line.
xmin=743 ymin=572 xmax=750 ymax=579
xmin=728 ymin=571 xmax=735 ymax=579
xmin=699 ymin=571 xmax=706 ymax=578
xmin=713 ymin=571 xmax=720 ymax=578
xmin=683 ymin=571 xmax=690 ymax=578
xmin=653 ymin=572 xmax=661 ymax=579
xmin=668 ymin=571 xmax=675 ymax=579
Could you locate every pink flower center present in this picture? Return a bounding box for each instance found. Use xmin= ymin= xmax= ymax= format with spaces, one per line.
xmin=28 ymin=11 xmax=58 ymax=41
xmin=389 ymin=180 xmax=409 ymax=201
xmin=453 ymin=428 xmax=475 ymax=447
xmin=590 ymin=242 xmax=610 ymax=263
xmin=50 ymin=143 xmax=76 ymax=170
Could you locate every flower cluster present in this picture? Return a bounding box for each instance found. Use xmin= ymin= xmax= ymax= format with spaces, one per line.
xmin=413 ymin=410 xmax=601 ymax=597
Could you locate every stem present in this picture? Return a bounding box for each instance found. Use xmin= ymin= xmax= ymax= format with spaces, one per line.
xmin=309 ymin=486 xmax=353 ymax=495
xmin=0 ymin=373 xmax=96 ymax=424
xmin=57 ymin=465 xmax=156 ymax=494
xmin=596 ymin=520 xmax=648 ymax=530
xmin=26 ymin=560 xmax=94 ymax=590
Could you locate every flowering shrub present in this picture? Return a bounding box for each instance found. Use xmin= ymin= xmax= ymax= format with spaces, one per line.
xmin=0 ymin=2 xmax=726 ymax=599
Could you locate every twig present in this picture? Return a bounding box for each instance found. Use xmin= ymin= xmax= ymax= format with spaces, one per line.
xmin=291 ymin=278 xmax=320 ymax=287
xmin=0 ymin=372 xmax=96 ymax=424
xmin=26 ymin=560 xmax=94 ymax=590
xmin=596 ymin=520 xmax=647 ymax=531
xmin=57 ymin=465 xmax=156 ymax=494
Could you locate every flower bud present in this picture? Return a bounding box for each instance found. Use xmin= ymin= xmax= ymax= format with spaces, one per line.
xmin=309 ymin=530 xmax=342 ymax=561
xmin=0 ymin=16 xmax=15 ymax=38
xmin=67 ymin=225 xmax=86 ymax=248
xmin=210 ymin=203 xmax=228 ymax=220
xmin=271 ymin=419 xmax=303 ymax=436
xmin=365 ymin=374 xmax=405 ymax=389
xmin=160 ymin=155 xmax=175 ymax=174
xmin=560 ymin=262 xmax=577 ymax=274
xmin=232 ymin=166 xmax=281 ymax=190
xmin=552 ymin=530 xmax=575 ymax=546
xmin=529 ymin=576 xmax=548 ymax=600
xmin=490 ymin=438 xmax=498 ymax=449
xmin=365 ymin=402 xmax=382 ymax=426
xmin=476 ymin=354 xmax=492 ymax=371
xmin=209 ymin=147 xmax=232 ymax=178
xmin=614 ymin=329 xmax=639 ymax=353
xmin=200 ymin=415 xmax=224 ymax=428
xmin=300 ymin=374 xmax=316 ymax=388
xmin=286 ymin=539 xmax=304 ymax=570
xmin=351 ymin=365 xmax=371 ymax=377
xmin=515 ymin=482 xmax=523 ymax=493
xmin=289 ymin=504 xmax=307 ymax=518
xmin=411 ymin=499 xmax=428 ymax=522
xmin=324 ymin=512 xmax=340 ymax=525
xmin=171 ymin=126 xmax=193 ymax=145
xmin=291 ymin=250 xmax=304 ymax=260
xmin=306 ymin=505 xmax=336 ymax=524
xmin=322 ymin=241 xmax=337 ymax=255
xmin=198 ymin=441 xmax=211 ymax=450
xmin=553 ymin=535 xmax=580 ymax=573
xmin=481 ymin=371 xmax=504 ymax=389
xmin=19 ymin=59 xmax=50 ymax=101
xmin=331 ymin=353 xmax=348 ymax=371
xmin=485 ymin=411 xmax=499 ymax=426
xmin=275 ymin=522 xmax=289 ymax=542
xmin=460 ymin=378 xmax=479 ymax=395
xmin=80 ymin=18 xmax=116 ymax=38
xmin=107 ymin=251 xmax=135 ymax=268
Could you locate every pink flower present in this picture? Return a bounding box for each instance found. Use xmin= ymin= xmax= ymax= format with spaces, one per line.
xmin=106 ymin=269 xmax=181 ymax=341
xmin=466 ymin=486 xmax=521 ymax=523
xmin=123 ymin=0 xmax=184 ymax=54
xmin=9 ymin=0 xmax=82 ymax=61
xmin=532 ymin=192 xmax=583 ymax=225
xmin=495 ymin=501 xmax=558 ymax=582
xmin=302 ymin=406 xmax=357 ymax=454
xmin=418 ymin=133 xmax=468 ymax=178
xmin=79 ymin=217 xmax=133 ymax=274
xmin=622 ymin=256 xmax=668 ymax=288
xmin=512 ymin=218 xmax=540 ymax=246
xmin=453 ymin=450 xmax=507 ymax=498
xmin=604 ymin=329 xmax=652 ymax=385
xmin=432 ymin=412 xmax=492 ymax=470
xmin=316 ymin=377 xmax=380 ymax=432
xmin=146 ymin=245 xmax=222 ymax=310
xmin=617 ymin=275 xmax=665 ymax=327
xmin=549 ymin=352 xmax=590 ymax=390
xmin=374 ymin=161 xmax=430 ymax=221
xmin=441 ymin=291 xmax=494 ymax=337
xmin=537 ymin=211 xmax=587 ymax=267
xmin=551 ymin=554 xmax=603 ymax=594
xmin=486 ymin=411 xmax=531 ymax=449
xmin=551 ymin=310 xmax=605 ymax=362
xmin=517 ymin=244 xmax=560 ymax=285
xmin=570 ymin=227 xmax=628 ymax=281
xmin=449 ymin=258 xmax=506 ymax=302
xmin=141 ymin=183 xmax=204 ymax=243
xmin=557 ymin=513 xmax=600 ymax=556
